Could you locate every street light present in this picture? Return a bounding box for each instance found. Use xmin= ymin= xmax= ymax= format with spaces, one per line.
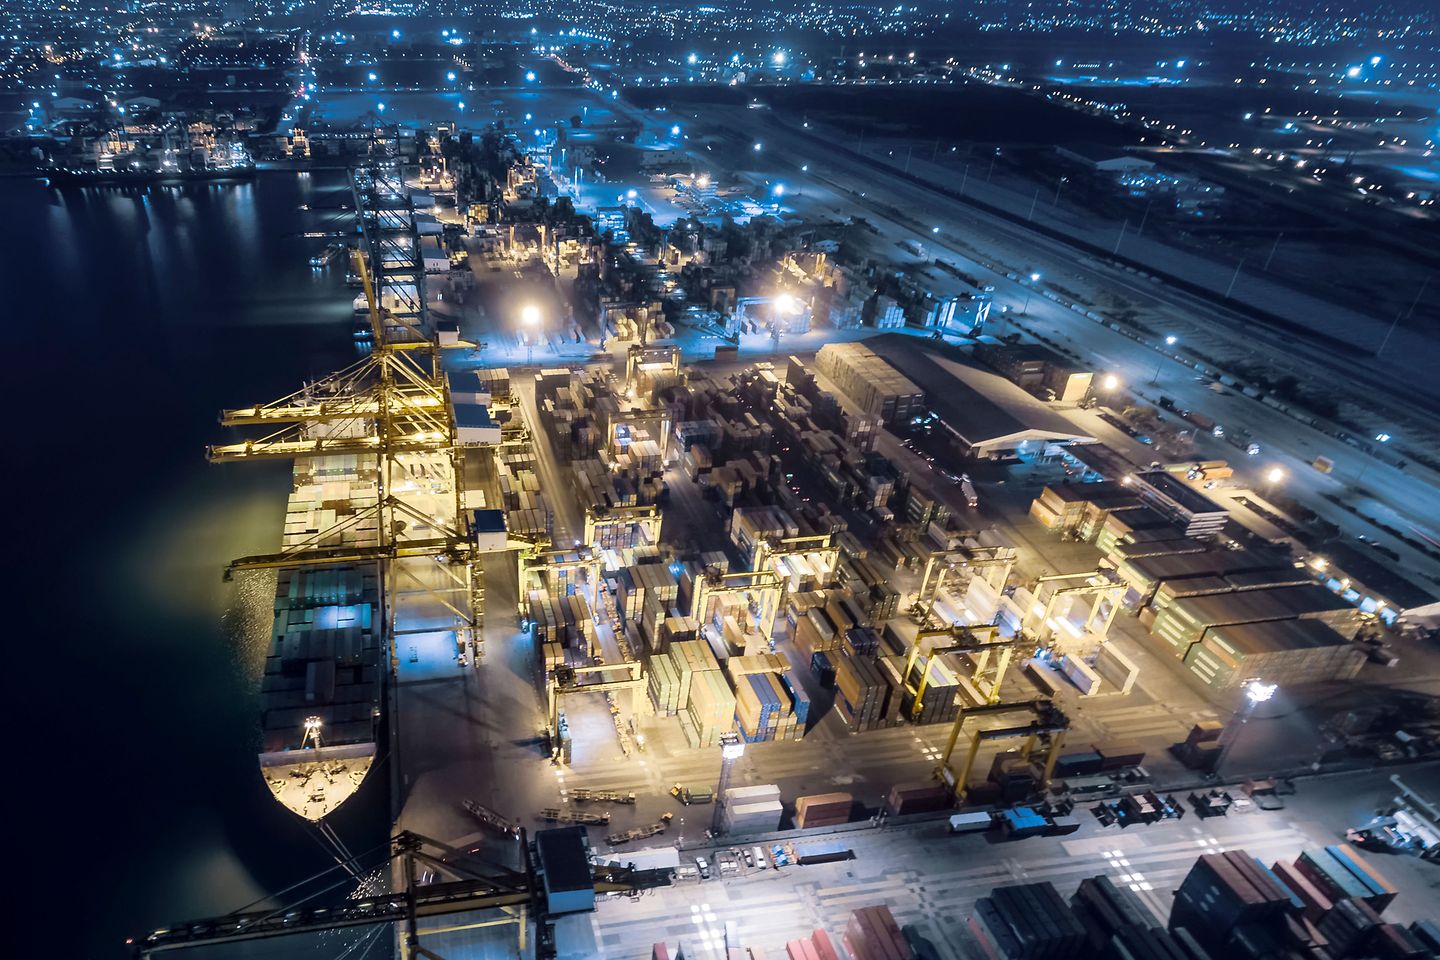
xmin=1215 ymin=679 xmax=1276 ymax=777
xmin=1022 ymin=274 xmax=1041 ymax=315
xmin=1266 ymin=466 xmax=1285 ymax=485
xmin=713 ymin=734 xmax=745 ymax=835
xmin=520 ymin=304 xmax=541 ymax=363
xmin=1102 ymin=374 xmax=1120 ymax=391
xmin=1151 ymin=336 xmax=1178 ymax=384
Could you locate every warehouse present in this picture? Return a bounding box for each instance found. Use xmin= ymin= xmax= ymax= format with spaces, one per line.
xmin=1183 ymin=618 xmax=1366 ymax=689
xmin=930 ymin=363 xmax=1098 ymax=460
xmin=1308 ymin=543 xmax=1440 ymax=630
xmin=1131 ymin=470 xmax=1230 ymax=539
xmin=1113 ymin=546 xmax=1297 ymax=608
xmin=1150 ymin=583 xmax=1360 ymax=660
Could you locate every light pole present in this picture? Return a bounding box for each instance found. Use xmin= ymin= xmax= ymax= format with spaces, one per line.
xmin=771 ymin=293 xmax=798 ymax=354
xmin=1150 ymin=335 xmax=1177 ymax=384
xmin=1022 ymin=273 xmax=1040 ymax=315
xmin=520 ymin=303 xmax=541 ymax=363
xmin=712 ymin=734 xmax=745 ymax=836
xmin=1214 ymin=679 xmax=1277 ymax=777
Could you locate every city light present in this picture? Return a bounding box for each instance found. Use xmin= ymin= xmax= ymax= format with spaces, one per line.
xmin=1102 ymin=374 xmax=1120 ymax=390
xmin=1165 ymin=335 xmax=1178 ymax=345
xmin=753 ymin=142 xmax=763 ymax=151
xmin=1266 ymin=467 xmax=1285 ymax=484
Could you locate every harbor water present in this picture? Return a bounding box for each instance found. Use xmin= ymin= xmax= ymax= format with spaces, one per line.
xmin=3 ymin=171 xmax=388 ymax=957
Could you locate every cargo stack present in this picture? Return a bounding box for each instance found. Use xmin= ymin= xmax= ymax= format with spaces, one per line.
xmin=793 ymin=606 xmax=840 ymax=658
xmin=721 ymin=784 xmax=783 ymax=835
xmin=1170 ymin=852 xmax=1301 ymax=953
xmin=1093 ymin=740 xmax=1146 ymax=772
xmin=834 ymin=652 xmax=887 ymax=732
xmin=887 ymin=782 xmax=952 ymax=816
xmin=1069 ymin=876 xmax=1158 ymax=953
xmin=1174 ymin=721 xmax=1224 ymax=771
xmin=684 ymin=668 xmax=737 ymax=748
xmin=780 ymin=671 xmax=811 ymax=737
xmin=670 ymin=639 xmax=721 ymax=712
xmin=794 ymin=793 xmax=853 ymax=829
xmin=734 ymin=672 xmax=788 ymax=743
xmin=815 ymin=342 xmax=925 ymax=426
xmin=843 ymin=906 xmax=913 ymax=960
xmin=647 ymin=653 xmax=682 ymax=716
xmin=970 ymin=883 xmax=1088 ymax=960
xmin=785 ymin=929 xmax=842 ymax=960
xmin=1290 ymin=845 xmax=1397 ymax=914
xmin=907 ymin=654 xmax=962 ymax=726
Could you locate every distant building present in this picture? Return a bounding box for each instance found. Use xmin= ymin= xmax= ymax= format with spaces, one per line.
xmin=1057 ymin=144 xmax=1155 ymax=173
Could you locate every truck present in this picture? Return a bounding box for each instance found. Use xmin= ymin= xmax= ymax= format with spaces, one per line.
xmin=1313 ymin=455 xmax=1335 ymax=474
xmin=1183 ymin=410 xmax=1224 ymax=437
xmin=670 ymin=784 xmax=713 ymax=805
xmin=606 ymin=813 xmax=674 ymax=845
xmin=948 ymin=811 xmax=995 ymax=834
xmin=1226 ymin=429 xmax=1261 ymax=456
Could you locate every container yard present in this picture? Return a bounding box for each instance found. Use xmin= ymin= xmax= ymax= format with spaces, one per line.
xmin=151 ymin=134 xmax=1440 ymax=960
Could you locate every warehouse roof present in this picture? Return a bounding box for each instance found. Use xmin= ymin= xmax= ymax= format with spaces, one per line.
xmin=864 ymin=339 xmax=1096 ymax=452
xmin=1173 ymin=584 xmax=1354 ymax=627
xmin=1315 ymin=542 xmax=1440 ymax=613
xmin=1135 ymin=470 xmax=1227 ymax=517
xmin=1205 ymin=618 xmax=1347 ymax=655
xmin=1124 ymin=549 xmax=1287 ymax=585
xmin=1043 ymin=480 xmax=1139 ymax=508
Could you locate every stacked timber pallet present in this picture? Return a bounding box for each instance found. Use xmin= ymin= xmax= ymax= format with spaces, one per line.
xmin=844 ymin=905 xmax=914 ymax=960
xmin=815 ymin=342 xmax=925 ymax=426
xmin=970 ymin=883 xmax=1088 ymax=960
xmin=722 ymin=784 xmax=783 ymax=835
xmin=834 ymin=651 xmax=887 ymax=732
xmin=794 ymin=793 xmax=852 ymax=829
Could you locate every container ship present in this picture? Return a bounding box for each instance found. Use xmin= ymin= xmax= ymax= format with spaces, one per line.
xmin=257 ymin=452 xmax=383 ymax=821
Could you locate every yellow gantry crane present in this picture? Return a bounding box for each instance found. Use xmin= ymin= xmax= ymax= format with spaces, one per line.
xmin=211 ymin=164 xmax=486 ymax=658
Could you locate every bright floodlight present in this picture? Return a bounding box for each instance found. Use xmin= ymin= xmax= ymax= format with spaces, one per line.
xmin=932 ymin=225 xmax=941 ymax=233
xmin=1245 ymin=680 xmax=1277 ymax=703
xmin=775 ymin=293 xmax=797 ymax=313
xmin=721 ymin=741 xmax=746 ymax=760
xmin=1165 ymin=335 xmax=1178 ymax=345
xmin=753 ymin=142 xmax=763 ymax=151
xmin=671 ymin=124 xmax=681 ymax=136
xmin=368 ymin=71 xmax=377 ymax=81
xmin=521 ymin=304 xmax=541 ymax=327
xmin=1029 ymin=272 xmax=1041 ymax=282
xmin=1103 ymin=374 xmax=1120 ymax=390
xmin=304 ymin=716 xmax=323 ymax=732
xmin=1267 ymin=467 xmax=1285 ymax=484
xmin=773 ymin=183 xmax=785 ymax=197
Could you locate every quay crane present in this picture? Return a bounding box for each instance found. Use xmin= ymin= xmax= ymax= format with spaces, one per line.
xmin=127 ymin=830 xmax=673 ymax=959
xmin=210 ymin=165 xmax=496 ymax=657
